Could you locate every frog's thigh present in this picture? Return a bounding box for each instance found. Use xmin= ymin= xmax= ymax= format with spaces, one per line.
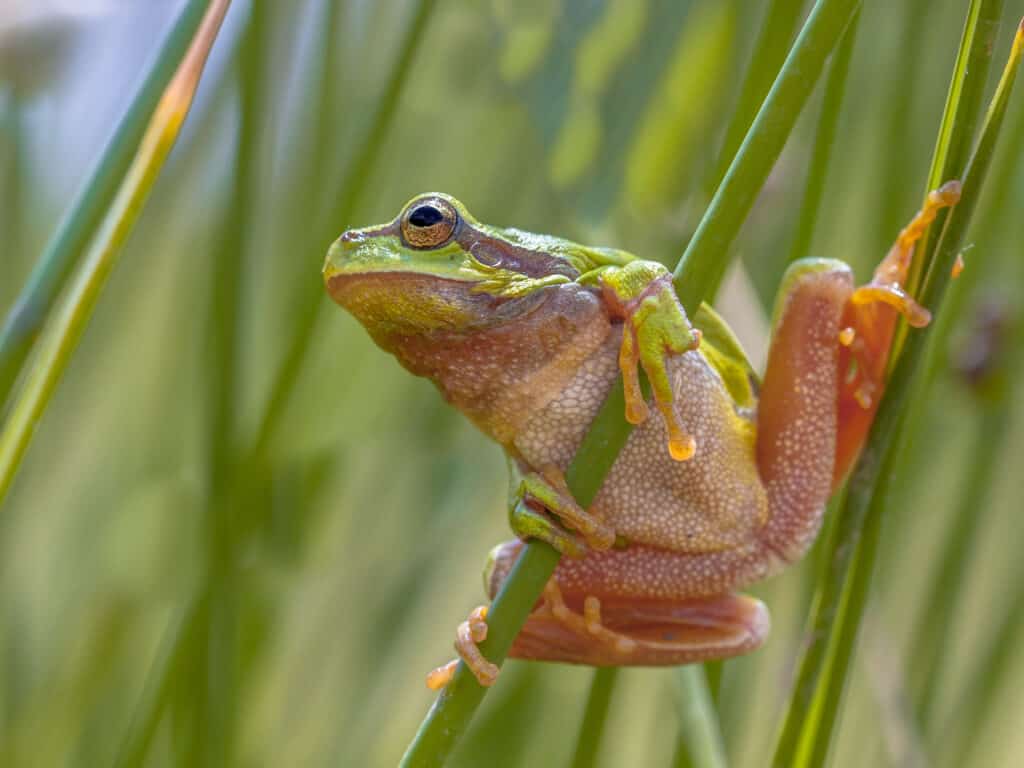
xmin=487 ymin=540 xmax=769 ymax=666
xmin=757 ymin=260 xmax=854 ymax=562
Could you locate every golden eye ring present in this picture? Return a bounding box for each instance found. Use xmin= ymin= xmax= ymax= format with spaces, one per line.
xmin=400 ymin=196 xmax=458 ymax=249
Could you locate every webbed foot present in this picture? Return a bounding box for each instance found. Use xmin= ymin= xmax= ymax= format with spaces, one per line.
xmin=849 ymin=180 xmax=962 ymax=328
xmin=843 ymin=180 xmax=962 ymax=409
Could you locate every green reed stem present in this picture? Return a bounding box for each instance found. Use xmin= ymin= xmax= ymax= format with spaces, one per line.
xmin=569 ymin=668 xmax=619 ymax=768
xmin=0 ymin=0 xmax=214 ymax=409
xmin=0 ymin=1 xmax=230 ymax=506
xmin=788 ymin=9 xmax=860 ymax=264
xmin=672 ymin=666 xmax=728 ymax=768
xmin=770 ymin=11 xmax=1021 ymax=766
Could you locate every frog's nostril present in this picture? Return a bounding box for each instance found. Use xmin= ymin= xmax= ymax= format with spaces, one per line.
xmin=340 ymin=230 xmax=362 ymax=245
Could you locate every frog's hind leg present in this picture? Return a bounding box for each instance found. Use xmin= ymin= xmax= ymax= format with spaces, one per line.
xmin=486 ymin=540 xmax=769 ymax=667
xmin=513 ymin=578 xmax=768 ymax=667
xmin=756 ymin=260 xmax=855 ymax=563
xmin=755 ymin=182 xmax=961 ymax=564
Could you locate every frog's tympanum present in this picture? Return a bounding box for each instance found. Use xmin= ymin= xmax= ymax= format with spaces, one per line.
xmin=323 ymin=185 xmax=960 ymax=689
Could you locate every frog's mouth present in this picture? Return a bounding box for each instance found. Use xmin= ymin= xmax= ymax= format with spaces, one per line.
xmin=326 ymin=269 xmax=557 ymax=340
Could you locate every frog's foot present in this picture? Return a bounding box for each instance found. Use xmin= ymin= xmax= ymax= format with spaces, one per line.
xmin=512 ymin=585 xmax=769 ymax=666
xmin=841 ymin=181 xmax=962 ymax=410
xmin=425 ymin=605 xmax=500 ymax=690
xmin=599 ymin=263 xmax=701 ymax=462
xmin=539 ymin=580 xmax=638 ymax=656
xmin=849 ymin=180 xmax=962 ymax=330
xmin=510 ymin=464 xmax=614 ymax=555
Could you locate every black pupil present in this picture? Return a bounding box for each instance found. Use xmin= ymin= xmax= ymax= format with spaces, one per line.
xmin=409 ymin=205 xmax=444 ymax=228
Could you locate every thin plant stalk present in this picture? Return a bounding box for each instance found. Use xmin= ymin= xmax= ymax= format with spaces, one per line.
xmin=674 ymin=0 xmax=863 ymax=308
xmin=672 ymin=667 xmax=728 ymax=768
xmin=907 ymin=0 xmax=1002 ymax=303
xmin=770 ymin=2 xmax=1006 ymax=760
xmin=944 ymin=563 xmax=1024 ymax=767
xmin=188 ymin=3 xmax=264 ymax=763
xmin=400 ymin=1 xmax=864 ymax=764
xmin=569 ymin=668 xmax=619 ymax=768
xmin=0 ymin=0 xmax=231 ymax=505
xmin=709 ymin=0 xmax=806 ymax=194
xmin=787 ymin=9 xmax=860 ymax=264
xmin=113 ymin=598 xmax=207 ymax=768
xmin=770 ymin=15 xmax=1022 ymax=766
xmin=0 ymin=0 xmax=215 ymax=408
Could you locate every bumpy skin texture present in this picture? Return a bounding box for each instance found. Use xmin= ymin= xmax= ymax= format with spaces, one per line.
xmin=324 ymin=189 xmax=957 ymax=676
xmin=486 ymin=265 xmax=853 ymax=666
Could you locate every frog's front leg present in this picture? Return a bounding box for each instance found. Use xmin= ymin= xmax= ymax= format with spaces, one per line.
xmin=506 ymin=456 xmax=615 ymax=556
xmin=582 ymin=260 xmax=702 ymax=461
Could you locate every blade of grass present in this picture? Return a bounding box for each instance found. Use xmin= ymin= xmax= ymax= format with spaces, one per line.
xmin=187 ymin=3 xmax=265 ymax=764
xmin=770 ymin=14 xmax=1022 ymax=767
xmin=113 ymin=597 xmax=206 ymax=768
xmin=943 ymin=560 xmax=1024 ymax=767
xmin=401 ymin=2 xmax=864 ymax=764
xmin=0 ymin=0 xmax=230 ymax=503
xmin=909 ymin=402 xmax=1008 ymax=726
xmin=907 ymin=0 xmax=1002 ymax=303
xmin=674 ymin=0 xmax=862 ymax=308
xmin=671 ymin=666 xmax=728 ymax=768
xmin=770 ymin=2 xmax=1005 ymax=759
xmin=709 ymin=0 xmax=806 ymax=194
xmin=872 ymin=0 xmax=934 ymax=249
xmin=908 ymin=80 xmax=1024 ymax=731
xmin=569 ymin=668 xmax=619 ymax=768
xmin=787 ymin=9 xmax=860 ymax=264
xmin=0 ymin=0 xmax=214 ymax=409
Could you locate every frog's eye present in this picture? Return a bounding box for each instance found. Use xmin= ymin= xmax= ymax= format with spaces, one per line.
xmin=401 ymin=197 xmax=458 ymax=249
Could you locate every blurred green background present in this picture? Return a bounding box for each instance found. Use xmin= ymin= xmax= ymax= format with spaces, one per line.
xmin=1 ymin=1 xmax=1022 ymax=766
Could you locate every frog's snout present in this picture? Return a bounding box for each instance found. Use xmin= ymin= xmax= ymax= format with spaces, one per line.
xmin=323 ymin=231 xmax=359 ymax=281
xmin=338 ymin=229 xmax=365 ymax=246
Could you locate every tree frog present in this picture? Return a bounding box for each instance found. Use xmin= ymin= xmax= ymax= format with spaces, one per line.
xmin=323 ymin=183 xmax=960 ymax=689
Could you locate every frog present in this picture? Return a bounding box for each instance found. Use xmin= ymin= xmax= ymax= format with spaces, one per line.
xmin=322 ymin=183 xmax=960 ymax=690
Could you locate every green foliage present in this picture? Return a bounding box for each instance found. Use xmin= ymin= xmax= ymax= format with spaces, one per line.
xmin=1 ymin=2 xmax=1023 ymax=767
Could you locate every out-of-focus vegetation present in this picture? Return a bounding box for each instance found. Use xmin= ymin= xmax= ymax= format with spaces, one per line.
xmin=1 ymin=1 xmax=1022 ymax=766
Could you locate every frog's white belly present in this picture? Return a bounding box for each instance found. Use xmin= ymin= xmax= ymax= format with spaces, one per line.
xmin=513 ymin=328 xmax=768 ymax=554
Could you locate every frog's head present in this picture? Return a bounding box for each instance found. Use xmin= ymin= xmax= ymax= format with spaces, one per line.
xmin=324 ymin=194 xmax=619 ymax=439
xmin=323 ymin=193 xmax=599 ymax=346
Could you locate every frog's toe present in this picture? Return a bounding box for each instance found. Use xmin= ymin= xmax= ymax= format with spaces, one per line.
xmin=426 ymin=605 xmax=500 ymax=690
xmin=626 ymin=292 xmax=701 ymax=462
xmin=425 ymin=659 xmax=459 ymax=690
xmin=456 ymin=606 xmax=500 ymax=687
xmin=635 ymin=337 xmax=699 ymax=462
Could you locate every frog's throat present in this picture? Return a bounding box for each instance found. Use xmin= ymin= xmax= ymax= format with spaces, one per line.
xmin=381 ymin=284 xmax=613 ymax=445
